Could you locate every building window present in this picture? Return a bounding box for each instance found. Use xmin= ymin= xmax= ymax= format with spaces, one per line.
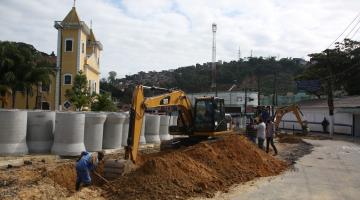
xmin=88 ymin=80 xmax=91 ymax=91
xmin=82 ymin=42 xmax=84 ymax=54
xmin=41 ymin=83 xmax=50 ymax=92
xmin=65 ymin=39 xmax=73 ymax=52
xmin=94 ymin=81 xmax=97 ymax=93
xmin=64 ymin=74 xmax=72 ymax=85
xmin=41 ymin=102 xmax=50 ymax=110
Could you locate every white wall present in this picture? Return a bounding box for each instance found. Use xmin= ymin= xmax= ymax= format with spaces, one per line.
xmin=188 ymin=91 xmax=258 ymax=112
xmin=279 ymin=107 xmax=353 ymax=135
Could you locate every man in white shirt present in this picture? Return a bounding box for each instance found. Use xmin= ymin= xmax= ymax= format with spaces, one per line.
xmin=255 ymin=119 xmax=266 ymax=150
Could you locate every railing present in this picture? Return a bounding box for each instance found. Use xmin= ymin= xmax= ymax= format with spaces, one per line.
xmin=279 ymin=119 xmax=353 ymax=135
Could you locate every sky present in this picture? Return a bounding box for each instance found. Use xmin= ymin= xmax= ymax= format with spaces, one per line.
xmin=1 ymin=0 xmax=360 ymax=78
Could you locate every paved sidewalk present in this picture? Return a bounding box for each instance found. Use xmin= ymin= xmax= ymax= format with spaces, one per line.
xmin=202 ymin=139 xmax=360 ymax=200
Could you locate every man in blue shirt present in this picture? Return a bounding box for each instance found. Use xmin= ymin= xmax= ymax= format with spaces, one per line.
xmin=75 ymin=151 xmax=104 ymax=191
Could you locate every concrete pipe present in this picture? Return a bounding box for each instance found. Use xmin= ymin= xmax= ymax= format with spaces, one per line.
xmin=159 ymin=115 xmax=172 ymax=141
xmin=0 ymin=110 xmax=28 ymax=155
xmin=84 ymin=112 xmax=107 ymax=151
xmin=145 ymin=114 xmax=161 ymax=144
xmin=170 ymin=115 xmax=178 ymax=126
xmin=51 ymin=112 xmax=86 ymax=156
xmin=139 ymin=115 xmax=146 ymax=145
xmin=121 ymin=113 xmax=130 ymax=147
xmin=103 ymin=113 xmax=126 ymax=149
xmin=27 ymin=111 xmax=55 ymax=153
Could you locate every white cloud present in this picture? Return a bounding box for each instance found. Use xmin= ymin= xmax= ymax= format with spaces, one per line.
xmin=1 ymin=0 xmax=360 ymax=78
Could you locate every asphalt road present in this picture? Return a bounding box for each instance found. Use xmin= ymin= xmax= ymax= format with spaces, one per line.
xmin=205 ymin=139 xmax=360 ymax=200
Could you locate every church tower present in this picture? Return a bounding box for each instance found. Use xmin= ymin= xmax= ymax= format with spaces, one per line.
xmin=54 ymin=4 xmax=102 ymax=110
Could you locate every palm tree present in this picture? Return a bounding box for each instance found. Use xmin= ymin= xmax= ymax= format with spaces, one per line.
xmin=0 ymin=41 xmax=54 ymax=109
xmin=0 ymin=41 xmax=23 ymax=108
xmin=22 ymin=51 xmax=55 ymax=109
xmin=31 ymin=59 xmax=55 ymax=109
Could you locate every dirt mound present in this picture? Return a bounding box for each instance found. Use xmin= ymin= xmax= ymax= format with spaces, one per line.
xmin=278 ymin=135 xmax=303 ymax=143
xmin=48 ymin=163 xmax=77 ymax=191
xmin=105 ymin=135 xmax=288 ymax=200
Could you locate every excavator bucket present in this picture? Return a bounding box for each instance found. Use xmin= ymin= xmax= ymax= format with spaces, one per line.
xmin=103 ymin=159 xmax=137 ymax=180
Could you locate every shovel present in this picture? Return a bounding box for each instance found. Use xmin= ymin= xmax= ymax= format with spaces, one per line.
xmin=93 ymin=171 xmax=117 ymax=192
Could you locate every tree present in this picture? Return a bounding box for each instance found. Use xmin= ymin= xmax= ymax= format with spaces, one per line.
xmin=91 ymin=93 xmax=117 ymax=111
xmin=23 ymin=54 xmax=54 ymax=109
xmin=65 ymin=71 xmax=93 ymax=110
xmin=0 ymin=41 xmax=54 ymax=109
xmin=297 ymin=39 xmax=360 ymax=96
xmin=31 ymin=58 xmax=55 ymax=109
xmin=108 ymin=71 xmax=117 ymax=85
xmin=297 ymin=38 xmax=360 ymax=136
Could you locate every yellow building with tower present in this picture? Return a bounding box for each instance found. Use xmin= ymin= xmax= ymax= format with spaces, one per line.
xmin=54 ymin=5 xmax=102 ymax=110
xmin=3 ymin=5 xmax=102 ymax=110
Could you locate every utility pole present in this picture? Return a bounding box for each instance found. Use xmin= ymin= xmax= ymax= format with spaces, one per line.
xmin=211 ymin=23 xmax=217 ymax=96
xmin=244 ymin=87 xmax=248 ymax=115
xmin=257 ymin=78 xmax=260 ymax=106
xmin=272 ymin=71 xmax=278 ymax=106
xmin=326 ymin=50 xmax=335 ymax=137
xmin=238 ymin=46 xmax=241 ymax=61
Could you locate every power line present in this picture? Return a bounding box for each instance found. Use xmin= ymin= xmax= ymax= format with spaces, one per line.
xmin=351 ymin=24 xmax=360 ymax=39
xmin=327 ymin=11 xmax=360 ymax=49
xmin=344 ymin=16 xmax=360 ymax=39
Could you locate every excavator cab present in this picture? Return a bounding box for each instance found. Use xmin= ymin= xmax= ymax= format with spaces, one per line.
xmin=193 ymin=97 xmax=227 ymax=132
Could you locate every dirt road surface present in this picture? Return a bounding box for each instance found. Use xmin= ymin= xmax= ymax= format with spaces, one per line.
xmin=193 ymin=138 xmax=360 ymax=200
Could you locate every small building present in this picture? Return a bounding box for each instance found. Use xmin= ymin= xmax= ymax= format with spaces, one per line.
xmin=280 ymin=96 xmax=360 ymax=136
xmin=260 ymin=92 xmax=317 ymax=106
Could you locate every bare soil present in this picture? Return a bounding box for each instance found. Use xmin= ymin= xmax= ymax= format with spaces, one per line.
xmin=104 ymin=135 xmax=287 ymax=200
xmin=0 ymin=134 xmax=302 ymax=200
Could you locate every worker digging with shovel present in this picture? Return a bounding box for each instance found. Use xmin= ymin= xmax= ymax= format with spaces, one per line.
xmin=75 ymin=151 xmax=105 ymax=191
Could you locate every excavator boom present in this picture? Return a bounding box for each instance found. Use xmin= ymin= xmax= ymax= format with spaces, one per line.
xmin=274 ymin=104 xmax=308 ymax=133
xmin=125 ymin=85 xmax=193 ymax=163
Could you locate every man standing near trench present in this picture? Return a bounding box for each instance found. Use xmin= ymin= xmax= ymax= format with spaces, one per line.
xmin=75 ymin=151 xmax=104 ymax=191
xmin=266 ymin=119 xmax=278 ymax=155
xmin=246 ymin=118 xmax=257 ymax=143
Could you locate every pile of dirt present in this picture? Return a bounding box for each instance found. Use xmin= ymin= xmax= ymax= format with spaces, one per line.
xmin=0 ymin=162 xmax=72 ymax=200
xmin=278 ymin=134 xmax=303 ymax=143
xmin=48 ymin=163 xmax=77 ymax=191
xmin=105 ymin=135 xmax=288 ymax=200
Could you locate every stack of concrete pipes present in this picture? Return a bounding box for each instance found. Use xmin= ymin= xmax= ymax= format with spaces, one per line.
xmin=0 ymin=109 xmax=177 ymax=156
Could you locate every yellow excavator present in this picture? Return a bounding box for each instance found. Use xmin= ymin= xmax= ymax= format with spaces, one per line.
xmin=273 ymin=104 xmax=309 ymax=134
xmin=254 ymin=104 xmax=309 ymax=134
xmin=124 ymin=85 xmax=232 ymax=163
